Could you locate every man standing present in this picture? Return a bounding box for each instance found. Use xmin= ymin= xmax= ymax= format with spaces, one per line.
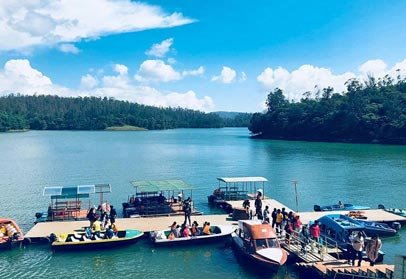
xmin=254 ymin=194 xmax=263 ymax=220
xmin=351 ymin=232 xmax=365 ymax=266
xmin=183 ymin=198 xmax=192 ymax=226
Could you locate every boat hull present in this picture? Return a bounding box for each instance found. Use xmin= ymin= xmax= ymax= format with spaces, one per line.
xmin=231 ymin=233 xmax=284 ymax=272
xmin=314 ymin=204 xmax=370 ymax=212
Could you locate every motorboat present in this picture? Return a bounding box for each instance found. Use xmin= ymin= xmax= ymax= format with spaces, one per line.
xmin=314 ymin=203 xmax=370 ymax=212
xmin=0 ymin=218 xmax=24 ymax=249
xmin=316 ymin=214 xmax=384 ymax=262
xmin=151 ymin=225 xmax=235 ymax=246
xmin=355 ymin=220 xmax=398 ymax=237
xmin=378 ymin=204 xmax=406 ymax=218
xmin=232 ymin=220 xmax=288 ymax=271
xmin=50 ymin=229 xmax=143 ymax=251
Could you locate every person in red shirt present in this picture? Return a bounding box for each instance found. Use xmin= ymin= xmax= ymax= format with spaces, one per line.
xmin=310 ymin=220 xmax=320 ymax=242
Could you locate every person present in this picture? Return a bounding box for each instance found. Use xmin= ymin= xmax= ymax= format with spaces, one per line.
xmin=242 ymin=200 xmax=250 ymax=218
xmin=338 ymin=201 xmax=344 ymax=208
xmin=271 ymin=208 xmax=277 ymax=228
xmin=168 ymin=232 xmax=175 ymax=240
xmin=177 ymin=192 xmax=183 ymax=203
xmin=275 ymin=209 xmax=283 ymax=235
xmin=309 ymin=220 xmax=320 ymax=242
xmin=106 ymin=226 xmax=114 ymax=239
xmin=293 ymin=215 xmax=302 ymax=237
xmin=191 ymin=221 xmax=199 ymax=236
xmin=86 ymin=207 xmax=97 ymax=227
xmin=92 ymin=219 xmax=102 ymax=239
xmin=170 ymin=222 xmax=177 ymax=237
xmin=111 ymin=222 xmax=119 ymax=236
xmin=85 ymin=227 xmax=93 ymax=239
xmin=281 ymin=208 xmax=288 ymax=230
xmin=182 ymin=224 xmax=190 ymax=238
xmin=175 ymin=225 xmax=181 ymax=238
xmin=288 ymin=211 xmax=294 ymax=225
xmin=346 ymin=233 xmax=355 ymax=265
xmin=110 ymin=205 xmax=117 ymax=225
xmin=300 ymin=225 xmax=310 ymax=254
xmin=366 ymin=234 xmax=381 ymax=266
xmin=351 ymin=232 xmax=364 ymax=266
xmin=183 ymin=198 xmax=192 ymax=226
xmin=203 ymin=222 xmax=211 ymax=235
xmin=263 ymin=206 xmax=270 ymax=223
xmin=158 ymin=193 xmax=165 ymax=204
xmin=254 ymin=194 xmax=262 ymax=220
xmin=284 ymin=222 xmax=293 ymax=244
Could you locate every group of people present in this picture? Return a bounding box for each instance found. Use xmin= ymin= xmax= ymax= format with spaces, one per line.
xmin=0 ymin=223 xmax=20 ymax=240
xmin=160 ymin=220 xmax=211 ymax=240
xmin=85 ymin=203 xmax=118 ymax=240
xmin=346 ymin=232 xmax=382 ymax=267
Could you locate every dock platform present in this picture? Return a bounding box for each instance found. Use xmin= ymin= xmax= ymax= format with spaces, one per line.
xmin=25 ymin=214 xmax=234 ymax=242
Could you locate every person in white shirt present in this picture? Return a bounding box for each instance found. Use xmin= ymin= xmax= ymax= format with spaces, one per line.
xmin=351 ymin=232 xmax=364 ymax=266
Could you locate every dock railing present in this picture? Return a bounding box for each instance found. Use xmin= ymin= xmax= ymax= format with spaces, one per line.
xmin=283 ymin=231 xmax=341 ymax=262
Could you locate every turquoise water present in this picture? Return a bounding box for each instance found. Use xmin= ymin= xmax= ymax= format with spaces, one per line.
xmin=0 ymin=128 xmax=405 ymax=278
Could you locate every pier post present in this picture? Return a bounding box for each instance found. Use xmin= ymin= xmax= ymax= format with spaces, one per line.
xmin=292 ymin=180 xmax=299 ymax=213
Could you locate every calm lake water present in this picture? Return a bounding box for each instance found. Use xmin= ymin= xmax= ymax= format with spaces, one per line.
xmin=0 ymin=128 xmax=405 ymax=278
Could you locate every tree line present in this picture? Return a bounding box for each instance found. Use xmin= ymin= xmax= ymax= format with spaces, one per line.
xmin=0 ymin=95 xmax=250 ymax=132
xmin=249 ymin=75 xmax=406 ymax=144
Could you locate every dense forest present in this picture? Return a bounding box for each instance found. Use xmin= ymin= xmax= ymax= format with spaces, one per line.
xmin=0 ymin=95 xmax=249 ymax=131
xmin=249 ymin=76 xmax=406 ymax=144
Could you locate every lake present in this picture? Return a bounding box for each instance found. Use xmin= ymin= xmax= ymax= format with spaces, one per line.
xmin=0 ymin=128 xmax=405 ymax=278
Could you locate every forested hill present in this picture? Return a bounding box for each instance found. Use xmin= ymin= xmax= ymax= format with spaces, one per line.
xmin=0 ymin=95 xmax=247 ymax=131
xmin=249 ymin=76 xmax=406 ymax=144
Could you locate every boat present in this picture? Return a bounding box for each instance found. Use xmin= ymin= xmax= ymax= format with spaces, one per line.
xmin=355 ymin=220 xmax=398 ymax=237
xmin=208 ymin=177 xmax=269 ymax=214
xmin=316 ymin=214 xmax=385 ymax=262
xmin=378 ymin=204 xmax=406 ymax=218
xmin=0 ymin=218 xmax=24 ymax=249
xmin=50 ymin=229 xmax=144 ymax=251
xmin=232 ymin=220 xmax=288 ymax=271
xmin=151 ymin=225 xmax=235 ymax=246
xmin=314 ymin=202 xmax=370 ymax=212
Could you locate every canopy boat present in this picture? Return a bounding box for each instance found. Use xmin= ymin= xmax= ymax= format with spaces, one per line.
xmin=35 ymin=184 xmax=111 ymax=223
xmin=355 ymin=220 xmax=398 ymax=237
xmin=208 ymin=177 xmax=269 ymax=213
xmin=0 ymin=218 xmax=24 ymax=249
xmin=232 ymin=220 xmax=288 ymax=271
xmin=151 ymin=225 xmax=235 ymax=246
xmin=316 ymin=214 xmax=385 ymax=262
xmin=123 ymin=179 xmax=202 ymax=217
xmin=50 ymin=229 xmax=143 ymax=251
xmin=314 ymin=202 xmax=370 ymax=212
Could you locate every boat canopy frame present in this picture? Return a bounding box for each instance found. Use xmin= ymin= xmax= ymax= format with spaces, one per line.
xmin=42 ymin=184 xmax=111 ymax=221
xmin=129 ymin=179 xmax=196 ymax=215
xmin=216 ymin=176 xmax=268 ymax=201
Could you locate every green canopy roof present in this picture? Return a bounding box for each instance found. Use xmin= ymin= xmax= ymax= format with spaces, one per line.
xmin=131 ymin=179 xmax=194 ymax=193
xmin=43 ymin=184 xmax=111 ymax=199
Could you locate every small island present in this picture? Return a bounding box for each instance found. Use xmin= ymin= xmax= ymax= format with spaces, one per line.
xmin=105 ymin=125 xmax=148 ymax=131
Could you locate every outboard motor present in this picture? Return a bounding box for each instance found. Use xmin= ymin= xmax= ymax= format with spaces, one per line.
xmin=391 ymin=222 xmax=401 ymax=231
xmin=314 ymin=205 xmax=321 ymax=212
xmin=378 ymin=204 xmax=385 ymax=210
xmin=35 ymin=212 xmax=43 ymax=219
xmin=49 ymin=233 xmax=57 ymax=243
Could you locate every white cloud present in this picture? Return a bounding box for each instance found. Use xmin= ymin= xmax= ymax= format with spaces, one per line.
xmin=257 ymin=59 xmax=406 ymax=100
xmin=212 ymin=66 xmax=237 ymax=84
xmin=58 ymin=43 xmax=80 ymax=54
xmin=0 ymin=59 xmax=213 ymax=111
xmin=167 ymin=58 xmax=176 ymax=64
xmin=114 ymin=64 xmax=128 ymax=76
xmin=146 ymin=38 xmax=174 ymax=58
xmin=80 ymin=74 xmax=98 ymax=89
xmin=358 ymin=59 xmax=387 ymax=77
xmin=182 ymin=66 xmax=204 ymax=77
xmin=0 ymin=1 xmax=193 ymax=52
xmin=135 ymin=59 xmax=181 ymax=82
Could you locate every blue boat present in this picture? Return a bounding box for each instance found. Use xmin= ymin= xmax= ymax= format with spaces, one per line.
xmin=355 ymin=220 xmax=398 ymax=237
xmin=316 ymin=214 xmax=385 ymax=263
xmin=314 ymin=202 xmax=370 ymax=212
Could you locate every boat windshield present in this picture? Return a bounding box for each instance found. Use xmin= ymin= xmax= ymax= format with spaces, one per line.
xmin=255 ymin=238 xmax=279 ymax=249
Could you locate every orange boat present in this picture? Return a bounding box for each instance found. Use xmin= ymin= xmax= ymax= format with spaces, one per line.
xmin=232 ymin=220 xmax=288 ymax=271
xmin=0 ymin=218 xmax=24 ymax=249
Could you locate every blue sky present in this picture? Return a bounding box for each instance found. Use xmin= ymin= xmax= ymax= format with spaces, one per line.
xmin=0 ymin=0 xmax=405 ymax=112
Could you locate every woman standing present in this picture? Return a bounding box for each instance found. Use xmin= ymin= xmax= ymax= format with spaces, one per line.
xmin=366 ymin=235 xmax=382 ymax=266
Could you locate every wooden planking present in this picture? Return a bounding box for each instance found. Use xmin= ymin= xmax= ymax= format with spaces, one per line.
xmin=25 ymin=214 xmax=235 ymax=238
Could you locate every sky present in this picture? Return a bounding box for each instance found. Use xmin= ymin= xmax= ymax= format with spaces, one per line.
xmin=0 ymin=0 xmax=406 ymax=112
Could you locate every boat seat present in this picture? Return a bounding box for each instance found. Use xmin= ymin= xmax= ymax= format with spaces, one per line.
xmin=82 ymin=236 xmax=91 ymax=241
xmin=70 ymin=236 xmax=80 ymax=242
